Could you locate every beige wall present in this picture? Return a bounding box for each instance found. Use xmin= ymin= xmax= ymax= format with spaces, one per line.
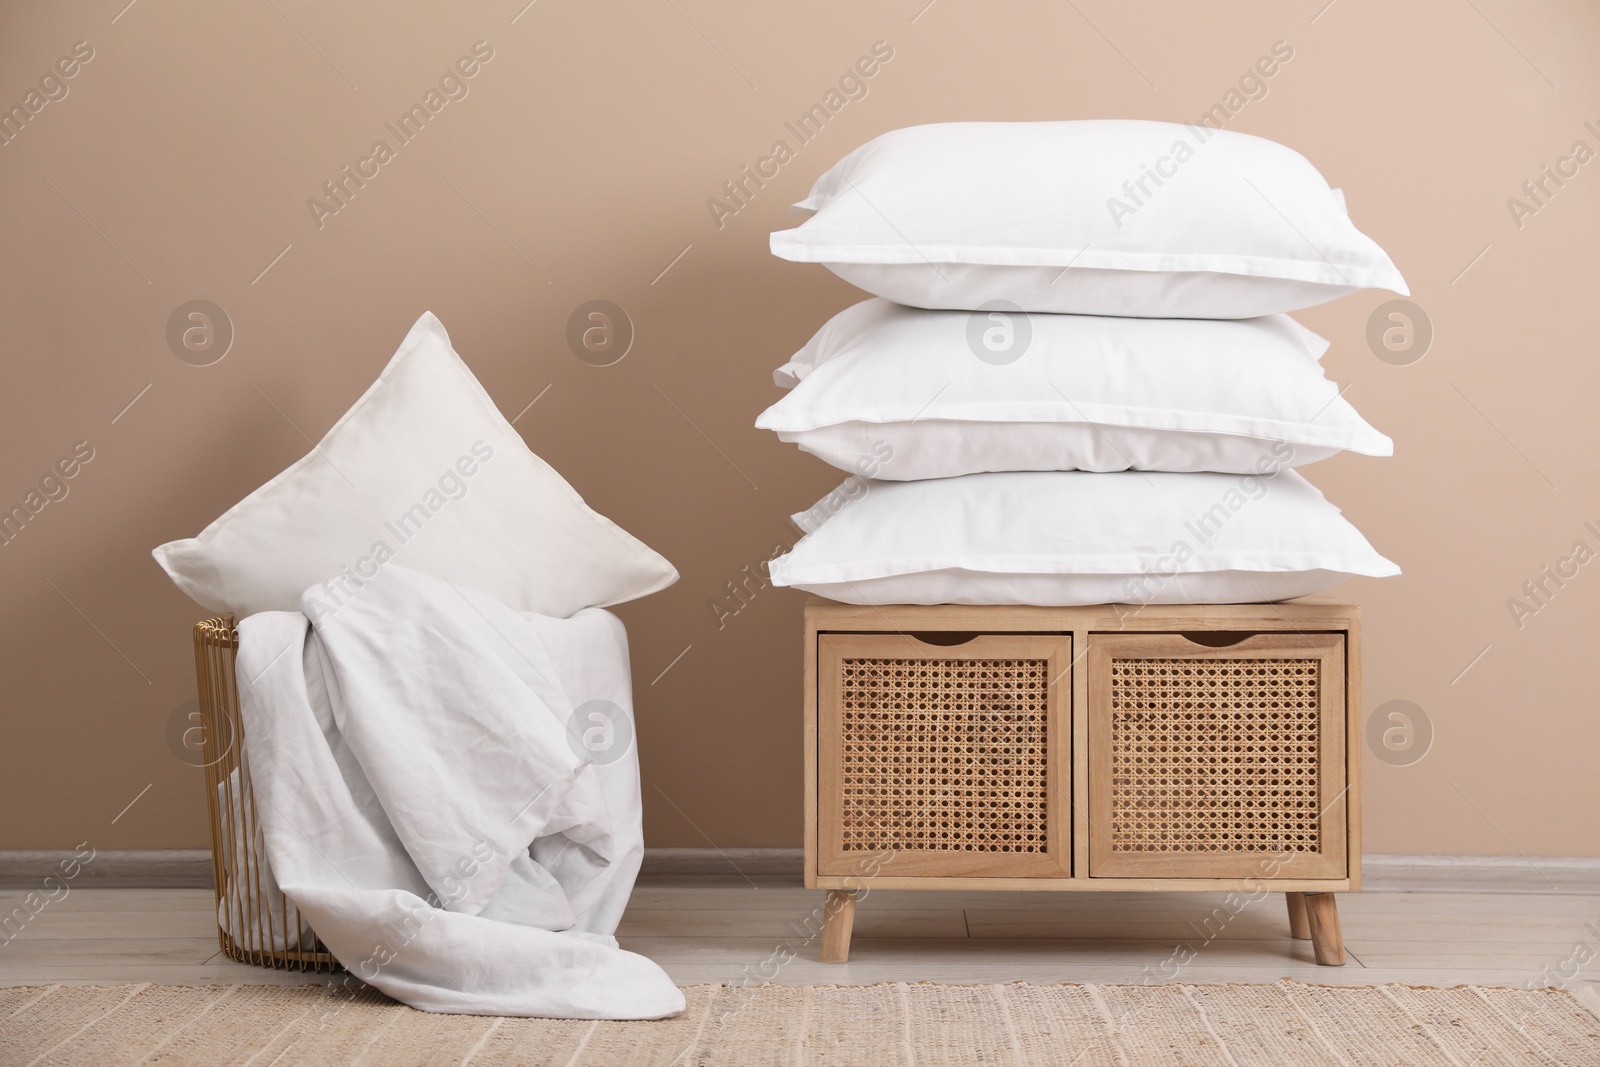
xmin=2 ymin=0 xmax=1596 ymax=856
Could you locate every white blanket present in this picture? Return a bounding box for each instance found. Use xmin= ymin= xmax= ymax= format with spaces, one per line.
xmin=235 ymin=565 xmax=684 ymax=1019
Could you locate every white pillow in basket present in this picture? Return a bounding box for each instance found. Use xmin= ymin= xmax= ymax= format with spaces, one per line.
xmin=153 ymin=312 xmax=677 ymax=619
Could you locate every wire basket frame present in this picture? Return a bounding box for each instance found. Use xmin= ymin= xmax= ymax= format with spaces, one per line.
xmin=193 ymin=617 xmax=336 ymax=972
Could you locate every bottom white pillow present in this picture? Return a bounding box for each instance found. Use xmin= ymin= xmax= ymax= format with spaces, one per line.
xmin=768 ymin=470 xmax=1397 ymax=607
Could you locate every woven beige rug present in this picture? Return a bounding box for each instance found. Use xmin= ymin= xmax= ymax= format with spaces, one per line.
xmin=4 ymin=980 xmax=1598 ymax=1066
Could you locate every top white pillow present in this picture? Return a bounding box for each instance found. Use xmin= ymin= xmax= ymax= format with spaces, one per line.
xmin=771 ymin=120 xmax=1407 ymax=318
xmin=153 ymin=312 xmax=678 ymax=619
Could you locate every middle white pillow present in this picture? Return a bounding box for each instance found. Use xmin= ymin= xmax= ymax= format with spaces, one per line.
xmin=756 ymin=299 xmax=1391 ymax=480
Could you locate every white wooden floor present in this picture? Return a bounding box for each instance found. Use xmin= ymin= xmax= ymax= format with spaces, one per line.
xmin=4 ymin=877 xmax=1599 ymax=994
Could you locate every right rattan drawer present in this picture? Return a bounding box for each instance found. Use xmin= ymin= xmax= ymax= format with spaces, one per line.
xmin=1086 ymin=632 xmax=1348 ymax=880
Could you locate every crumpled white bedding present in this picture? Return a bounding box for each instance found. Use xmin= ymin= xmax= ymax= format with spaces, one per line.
xmin=234 ymin=564 xmax=684 ymax=1019
xmin=215 ymin=766 xmax=316 ymax=953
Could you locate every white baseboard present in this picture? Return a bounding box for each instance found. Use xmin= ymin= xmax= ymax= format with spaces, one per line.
xmin=5 ymin=849 xmax=1597 ymax=893
xmin=639 ymin=848 xmax=804 ymax=880
xmin=1361 ymin=853 xmax=1600 ymax=894
xmin=0 ymin=848 xmax=808 ymax=889
xmin=637 ymin=851 xmax=1600 ymax=892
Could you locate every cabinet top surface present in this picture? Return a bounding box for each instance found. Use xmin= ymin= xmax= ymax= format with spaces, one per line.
xmin=803 ymin=596 xmax=1360 ymax=629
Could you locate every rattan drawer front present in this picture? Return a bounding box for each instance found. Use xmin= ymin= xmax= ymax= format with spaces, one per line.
xmin=817 ymin=634 xmax=1071 ymax=878
xmin=1088 ymin=633 xmax=1347 ymax=880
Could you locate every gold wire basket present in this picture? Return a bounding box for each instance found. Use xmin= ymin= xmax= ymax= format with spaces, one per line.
xmin=194 ymin=616 xmax=336 ymax=971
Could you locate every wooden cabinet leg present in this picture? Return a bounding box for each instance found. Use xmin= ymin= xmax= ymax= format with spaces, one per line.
xmin=1286 ymin=893 xmax=1312 ymax=940
xmin=819 ymin=890 xmax=857 ymax=963
xmin=1302 ymin=893 xmax=1345 ymax=966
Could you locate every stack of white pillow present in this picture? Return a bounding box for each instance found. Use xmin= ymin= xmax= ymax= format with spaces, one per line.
xmin=759 ymin=120 xmax=1403 ymax=607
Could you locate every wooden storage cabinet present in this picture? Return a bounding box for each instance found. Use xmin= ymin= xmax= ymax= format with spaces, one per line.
xmin=805 ymin=600 xmax=1360 ymax=967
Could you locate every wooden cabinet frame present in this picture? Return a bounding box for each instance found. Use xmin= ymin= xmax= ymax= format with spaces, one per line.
xmin=803 ymin=598 xmax=1362 ymax=966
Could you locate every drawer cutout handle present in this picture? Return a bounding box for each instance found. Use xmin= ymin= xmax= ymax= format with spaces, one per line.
xmin=909 ymin=631 xmax=979 ymax=647
xmin=1179 ymin=631 xmax=1255 ymax=648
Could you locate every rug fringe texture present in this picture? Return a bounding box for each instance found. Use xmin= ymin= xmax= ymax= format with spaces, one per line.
xmin=4 ymin=979 xmax=1598 ymax=1066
